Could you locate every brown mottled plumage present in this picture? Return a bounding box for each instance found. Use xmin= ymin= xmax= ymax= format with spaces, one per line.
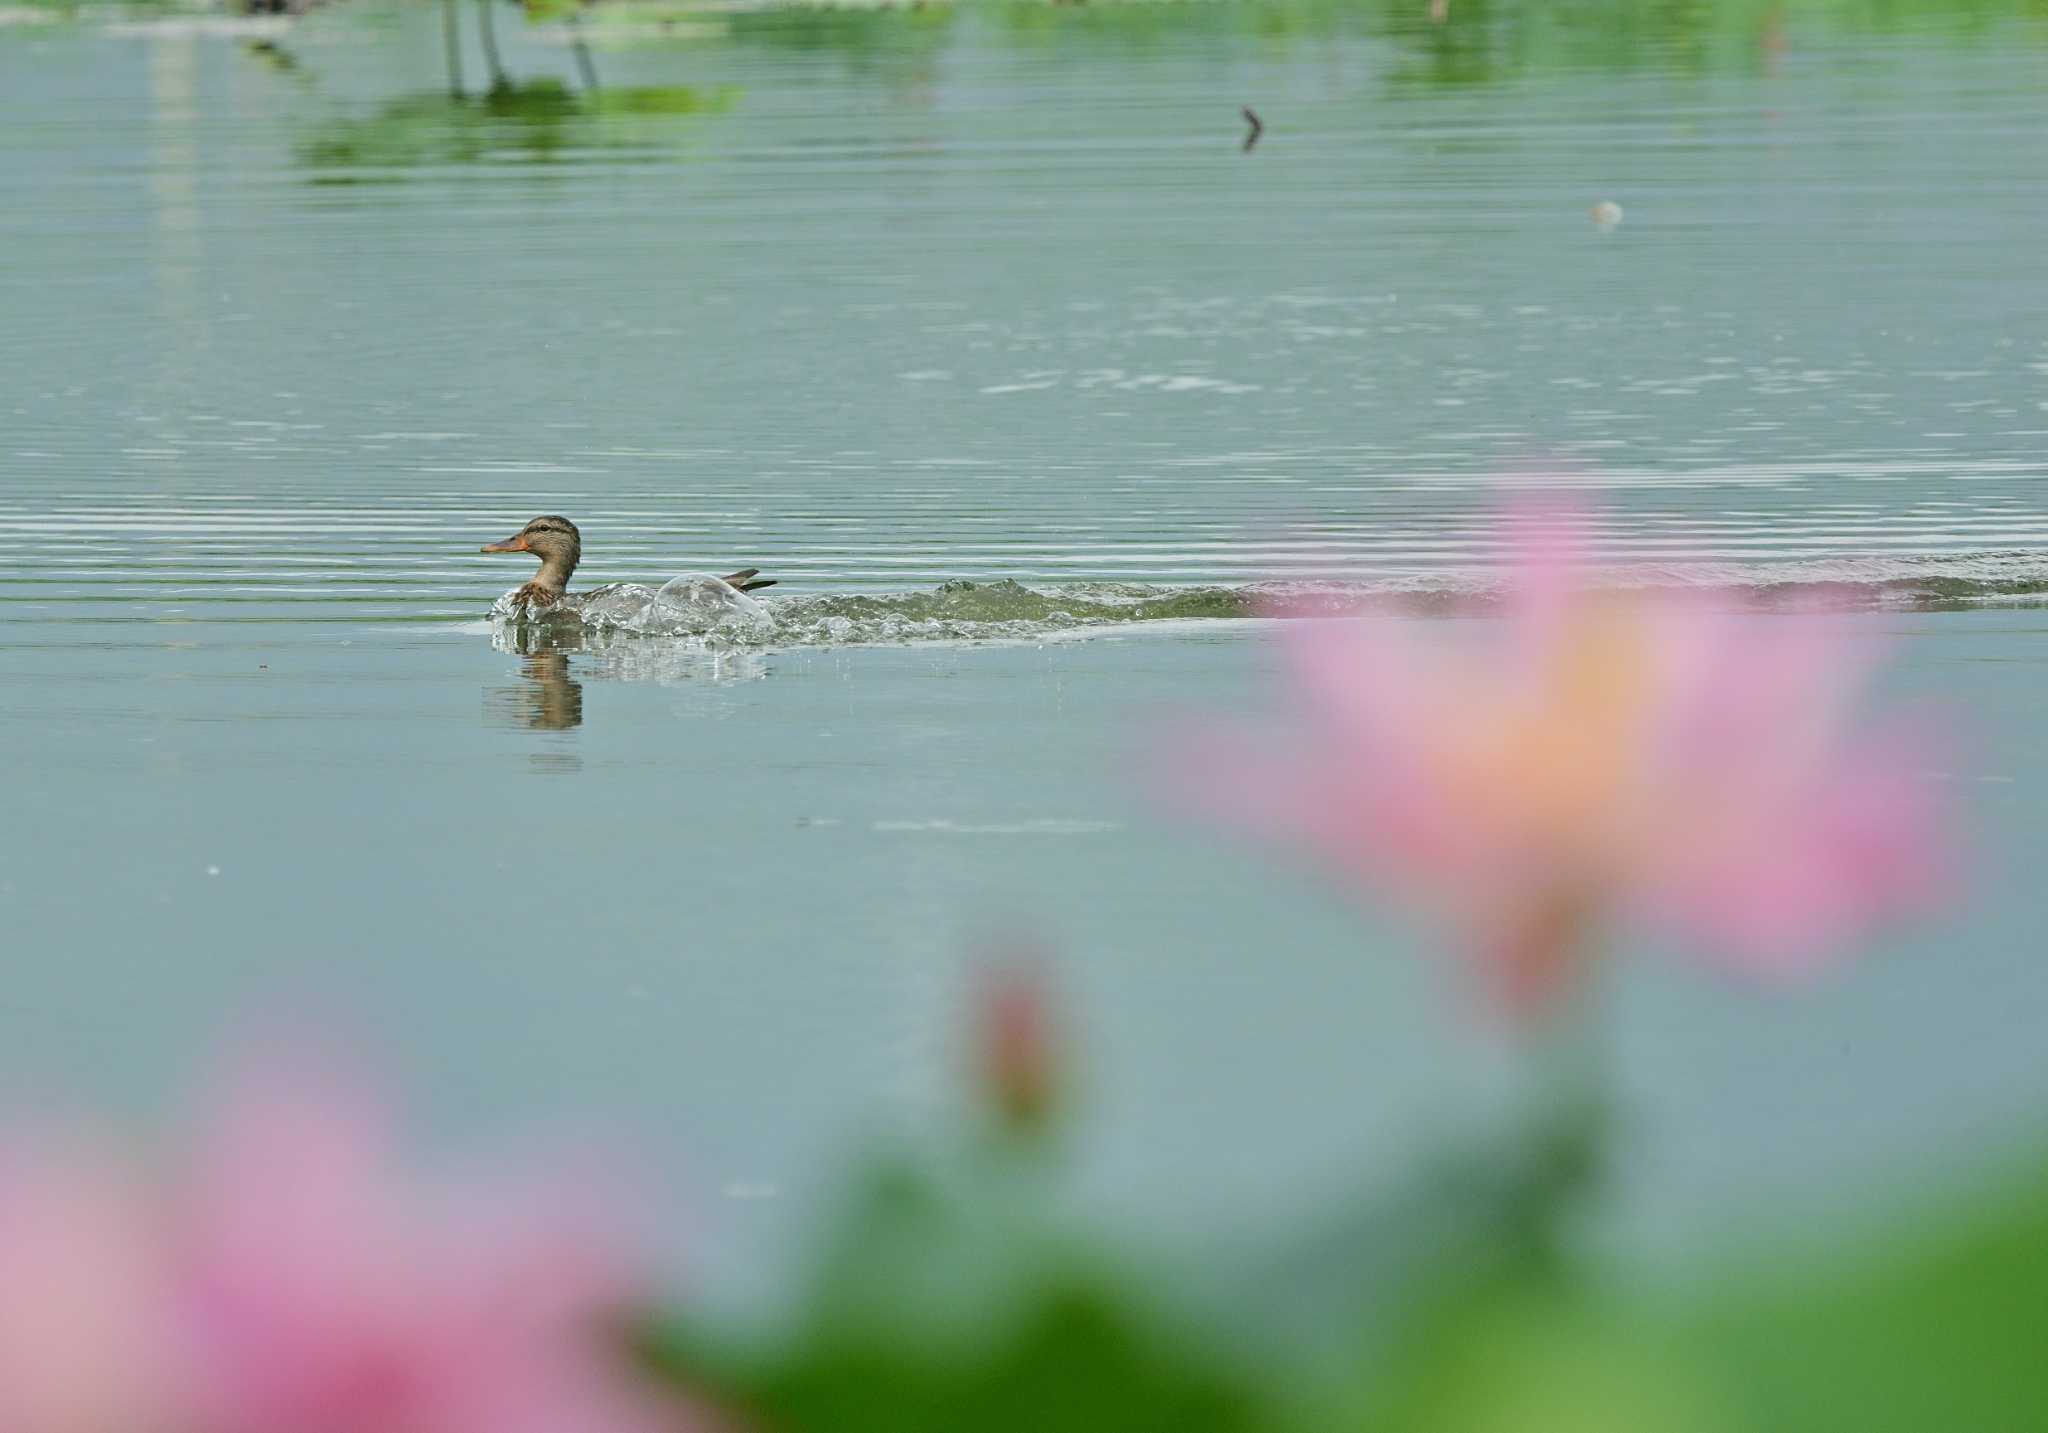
xmin=479 ymin=515 xmax=775 ymax=608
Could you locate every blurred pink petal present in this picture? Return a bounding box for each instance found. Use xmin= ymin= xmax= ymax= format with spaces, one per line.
xmin=1163 ymin=505 xmax=1952 ymax=1018
xmin=171 ymin=1058 xmax=712 ymax=1433
xmin=0 ymin=1136 xmax=179 ymax=1433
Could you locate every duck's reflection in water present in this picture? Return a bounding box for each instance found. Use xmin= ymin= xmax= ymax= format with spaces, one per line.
xmin=486 ymin=650 xmax=585 ymax=731
xmin=485 ymin=625 xmax=768 ymax=733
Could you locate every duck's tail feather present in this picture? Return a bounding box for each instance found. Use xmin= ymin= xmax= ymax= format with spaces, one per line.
xmin=722 ymin=568 xmax=777 ymax=593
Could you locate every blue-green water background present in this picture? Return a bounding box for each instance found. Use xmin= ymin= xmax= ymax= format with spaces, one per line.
xmin=4 ymin=0 xmax=2047 ymax=1304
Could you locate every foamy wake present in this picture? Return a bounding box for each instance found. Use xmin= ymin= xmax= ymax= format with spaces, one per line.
xmin=487 ymin=551 xmax=2048 ymax=654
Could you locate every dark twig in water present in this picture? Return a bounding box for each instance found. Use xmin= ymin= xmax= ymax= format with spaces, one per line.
xmin=241 ymin=38 xmax=299 ymax=73
xmin=441 ymin=0 xmax=464 ymax=96
xmin=570 ymin=12 xmax=600 ymax=93
xmin=476 ymin=0 xmax=508 ymax=92
xmin=1241 ymin=105 xmax=1263 ymax=153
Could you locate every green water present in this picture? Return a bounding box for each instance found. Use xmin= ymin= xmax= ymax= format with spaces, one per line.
xmin=4 ymin=1 xmax=2048 ymax=1301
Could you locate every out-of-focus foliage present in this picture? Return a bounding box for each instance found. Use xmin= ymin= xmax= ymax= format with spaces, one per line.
xmin=635 ymin=1116 xmax=2048 ymax=1432
xmin=609 ymin=0 xmax=2048 ymax=78
xmin=1682 ymin=1150 xmax=2048 ymax=1433
xmin=296 ymin=80 xmax=735 ymax=174
xmin=637 ymin=1094 xmax=1628 ymax=1433
xmin=23 ymin=0 xmax=2048 ymax=75
xmin=640 ymin=1146 xmax=1278 ymax=1433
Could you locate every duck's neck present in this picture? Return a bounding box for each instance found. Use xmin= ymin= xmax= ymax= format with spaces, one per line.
xmin=532 ymin=550 xmax=578 ymax=597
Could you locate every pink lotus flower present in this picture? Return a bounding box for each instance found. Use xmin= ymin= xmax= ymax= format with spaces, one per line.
xmin=170 ymin=1059 xmax=709 ymax=1433
xmin=3 ymin=1050 xmax=718 ymax=1433
xmin=1168 ymin=508 xmax=1951 ymax=1018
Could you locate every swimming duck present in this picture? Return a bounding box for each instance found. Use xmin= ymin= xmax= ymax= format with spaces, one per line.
xmin=480 ymin=515 xmax=775 ymax=609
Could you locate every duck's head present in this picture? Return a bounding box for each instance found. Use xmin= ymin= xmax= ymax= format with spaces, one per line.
xmin=482 ymin=515 xmax=581 ymax=595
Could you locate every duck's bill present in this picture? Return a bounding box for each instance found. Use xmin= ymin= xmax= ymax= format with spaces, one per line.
xmin=480 ymin=534 xmax=530 ymax=553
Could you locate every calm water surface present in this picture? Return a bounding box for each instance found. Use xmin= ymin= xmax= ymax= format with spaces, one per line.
xmin=4 ymin=2 xmax=2048 ymax=1301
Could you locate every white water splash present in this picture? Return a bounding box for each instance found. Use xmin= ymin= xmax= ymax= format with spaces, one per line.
xmin=492 ymin=573 xmax=775 ymax=638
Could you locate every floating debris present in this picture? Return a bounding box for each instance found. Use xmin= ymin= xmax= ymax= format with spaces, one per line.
xmin=1241 ymin=105 xmax=1263 ymax=153
xmin=1591 ymin=199 xmax=1625 ymax=231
